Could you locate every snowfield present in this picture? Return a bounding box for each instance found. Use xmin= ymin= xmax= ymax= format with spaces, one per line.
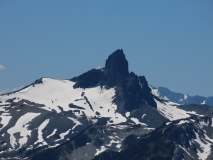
xmin=0 ymin=78 xmax=127 ymax=125
xmin=155 ymin=100 xmax=200 ymax=121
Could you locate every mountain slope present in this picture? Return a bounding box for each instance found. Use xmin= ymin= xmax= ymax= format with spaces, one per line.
xmin=94 ymin=116 xmax=213 ymax=160
xmin=31 ymin=125 xmax=153 ymax=160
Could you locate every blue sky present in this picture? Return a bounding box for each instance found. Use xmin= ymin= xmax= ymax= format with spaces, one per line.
xmin=0 ymin=1 xmax=213 ymax=96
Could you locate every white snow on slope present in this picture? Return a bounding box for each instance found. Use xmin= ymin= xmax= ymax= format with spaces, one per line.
xmin=194 ymin=132 xmax=212 ymax=160
xmin=130 ymin=118 xmax=147 ymax=126
xmin=166 ymin=122 xmax=171 ymax=125
xmin=95 ymin=146 xmax=107 ymax=156
xmin=68 ymin=117 xmax=82 ymax=130
xmin=177 ymin=120 xmax=190 ymax=125
xmin=58 ymin=129 xmax=71 ymax=140
xmin=7 ymin=112 xmax=41 ymax=148
xmin=150 ymin=87 xmax=159 ymax=97
xmin=34 ymin=119 xmax=49 ymax=147
xmin=163 ymin=96 xmax=169 ymax=100
xmin=0 ymin=78 xmax=127 ymax=125
xmin=125 ymin=112 xmax=130 ymax=117
xmin=107 ymin=135 xmax=123 ymax=148
xmin=201 ymin=100 xmax=206 ymax=104
xmin=189 ymin=119 xmax=213 ymax=160
xmin=46 ymin=129 xmax=57 ymax=139
xmin=198 ymin=120 xmax=208 ymax=129
xmin=142 ymin=114 xmax=146 ymax=119
xmin=156 ymin=100 xmax=191 ymax=121
xmin=0 ymin=105 xmax=6 ymax=111
xmin=0 ymin=113 xmax=12 ymax=130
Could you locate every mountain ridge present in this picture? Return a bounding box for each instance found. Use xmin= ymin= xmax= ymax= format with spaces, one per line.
xmin=151 ymin=86 xmax=213 ymax=106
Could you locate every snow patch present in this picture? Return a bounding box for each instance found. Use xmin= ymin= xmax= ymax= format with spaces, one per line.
xmin=95 ymin=146 xmax=107 ymax=156
xmin=177 ymin=120 xmax=189 ymax=125
xmin=7 ymin=112 xmax=40 ymax=148
xmin=34 ymin=119 xmax=49 ymax=147
xmin=125 ymin=112 xmax=130 ymax=117
xmin=194 ymin=132 xmax=212 ymax=160
xmin=116 ymin=144 xmax=121 ymax=148
xmin=67 ymin=117 xmax=82 ymax=130
xmin=151 ymin=87 xmax=159 ymax=97
xmin=46 ymin=129 xmax=57 ymax=139
xmin=156 ymin=100 xmax=191 ymax=121
xmin=0 ymin=78 xmax=128 ymax=125
xmin=163 ymin=96 xmax=169 ymax=100
xmin=0 ymin=113 xmax=12 ymax=130
xmin=59 ymin=129 xmax=71 ymax=140
xmin=130 ymin=118 xmax=147 ymax=126
xmin=142 ymin=114 xmax=146 ymax=119
xmin=166 ymin=122 xmax=171 ymax=125
xmin=201 ymin=100 xmax=206 ymax=105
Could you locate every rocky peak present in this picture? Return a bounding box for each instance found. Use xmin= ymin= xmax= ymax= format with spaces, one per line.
xmin=105 ymin=49 xmax=129 ymax=76
xmin=138 ymin=76 xmax=151 ymax=92
xmin=70 ymin=49 xmax=157 ymax=109
xmin=104 ymin=49 xmax=129 ymax=87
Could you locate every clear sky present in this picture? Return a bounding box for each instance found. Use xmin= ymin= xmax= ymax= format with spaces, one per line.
xmin=0 ymin=1 xmax=213 ymax=97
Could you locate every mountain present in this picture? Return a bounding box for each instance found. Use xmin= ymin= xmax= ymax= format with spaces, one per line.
xmin=93 ymin=116 xmax=213 ymax=160
xmin=0 ymin=49 xmax=213 ymax=160
xmin=150 ymin=86 xmax=213 ymax=106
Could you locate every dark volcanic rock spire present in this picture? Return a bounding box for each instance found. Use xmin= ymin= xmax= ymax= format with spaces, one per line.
xmin=104 ymin=49 xmax=129 ymax=87
xmin=70 ymin=49 xmax=157 ymax=110
xmin=105 ymin=49 xmax=129 ymax=76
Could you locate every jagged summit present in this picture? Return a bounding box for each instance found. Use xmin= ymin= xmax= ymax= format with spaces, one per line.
xmin=71 ymin=49 xmax=157 ymax=110
xmin=104 ymin=49 xmax=129 ymax=87
xmin=105 ymin=49 xmax=129 ymax=77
